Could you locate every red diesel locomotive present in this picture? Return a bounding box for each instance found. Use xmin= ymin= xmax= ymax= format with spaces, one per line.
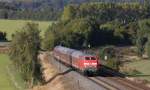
xmin=53 ymin=46 xmax=100 ymax=75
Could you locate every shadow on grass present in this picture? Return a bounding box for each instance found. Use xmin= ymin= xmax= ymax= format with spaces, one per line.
xmin=43 ymin=68 xmax=73 ymax=85
xmin=98 ymin=65 xmax=126 ymax=78
xmin=97 ymin=65 xmax=150 ymax=83
xmin=127 ymin=74 xmax=150 ymax=77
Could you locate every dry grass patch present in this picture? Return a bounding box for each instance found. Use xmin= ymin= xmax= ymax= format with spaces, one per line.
xmin=32 ymin=52 xmax=78 ymax=90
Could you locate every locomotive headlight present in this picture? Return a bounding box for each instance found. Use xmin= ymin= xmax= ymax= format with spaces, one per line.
xmin=84 ymin=63 xmax=90 ymax=66
xmin=92 ymin=63 xmax=97 ymax=65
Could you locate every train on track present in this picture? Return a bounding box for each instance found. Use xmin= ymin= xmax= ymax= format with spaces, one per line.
xmin=53 ymin=46 xmax=101 ymax=75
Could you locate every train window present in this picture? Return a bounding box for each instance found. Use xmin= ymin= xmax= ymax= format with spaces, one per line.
xmin=85 ymin=57 xmax=90 ymax=60
xmin=91 ymin=57 xmax=96 ymax=60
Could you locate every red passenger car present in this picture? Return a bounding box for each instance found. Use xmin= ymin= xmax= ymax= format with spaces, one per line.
xmin=53 ymin=46 xmax=100 ymax=75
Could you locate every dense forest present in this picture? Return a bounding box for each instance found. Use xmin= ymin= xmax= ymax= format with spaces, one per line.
xmin=43 ymin=1 xmax=150 ymax=57
xmin=0 ymin=0 xmax=147 ymax=21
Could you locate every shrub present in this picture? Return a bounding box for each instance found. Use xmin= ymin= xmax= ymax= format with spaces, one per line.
xmin=146 ymin=40 xmax=150 ymax=58
xmin=106 ymin=58 xmax=120 ymax=71
xmin=120 ymin=66 xmax=141 ymax=75
xmin=99 ymin=46 xmax=115 ymax=60
xmin=10 ymin=22 xmax=43 ymax=87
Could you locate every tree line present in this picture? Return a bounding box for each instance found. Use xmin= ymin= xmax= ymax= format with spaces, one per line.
xmin=0 ymin=1 xmax=60 ymax=20
xmin=43 ymin=2 xmax=150 ymax=57
xmin=0 ymin=0 xmax=147 ymax=21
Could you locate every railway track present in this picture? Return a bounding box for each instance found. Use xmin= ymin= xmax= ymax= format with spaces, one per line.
xmin=108 ymin=77 xmax=144 ymax=90
xmin=47 ymin=52 xmax=150 ymax=90
xmin=108 ymin=77 xmax=149 ymax=90
xmin=100 ymin=66 xmax=150 ymax=90
xmin=87 ymin=75 xmax=150 ymax=90
xmin=88 ymin=77 xmax=120 ymax=90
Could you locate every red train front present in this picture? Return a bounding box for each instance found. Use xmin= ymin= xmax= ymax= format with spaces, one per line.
xmin=81 ymin=55 xmax=100 ymax=75
xmin=53 ymin=46 xmax=101 ymax=75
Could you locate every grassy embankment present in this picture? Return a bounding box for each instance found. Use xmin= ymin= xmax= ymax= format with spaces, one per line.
xmin=0 ymin=54 xmax=25 ymax=90
xmin=126 ymin=59 xmax=150 ymax=81
xmin=0 ymin=19 xmax=52 ymax=40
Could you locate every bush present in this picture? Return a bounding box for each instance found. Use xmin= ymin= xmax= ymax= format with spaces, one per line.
xmin=10 ymin=22 xmax=43 ymax=87
xmin=0 ymin=31 xmax=7 ymax=41
xmin=146 ymin=41 xmax=150 ymax=58
xmin=42 ymin=29 xmax=55 ymax=50
xmin=99 ymin=46 xmax=115 ymax=60
xmin=120 ymin=66 xmax=141 ymax=75
xmin=106 ymin=58 xmax=120 ymax=71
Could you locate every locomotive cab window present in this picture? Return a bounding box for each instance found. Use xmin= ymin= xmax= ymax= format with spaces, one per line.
xmin=85 ymin=57 xmax=90 ymax=60
xmin=91 ymin=57 xmax=96 ymax=60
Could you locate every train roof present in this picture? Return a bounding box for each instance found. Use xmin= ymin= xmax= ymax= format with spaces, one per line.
xmin=54 ymin=46 xmax=95 ymax=58
xmin=55 ymin=46 xmax=86 ymax=57
xmin=71 ymin=51 xmax=85 ymax=58
xmin=55 ymin=46 xmax=75 ymax=54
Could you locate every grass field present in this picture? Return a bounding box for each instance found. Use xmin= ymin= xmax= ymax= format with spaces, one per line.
xmin=127 ymin=60 xmax=150 ymax=81
xmin=0 ymin=19 xmax=52 ymax=40
xmin=0 ymin=54 xmax=25 ymax=90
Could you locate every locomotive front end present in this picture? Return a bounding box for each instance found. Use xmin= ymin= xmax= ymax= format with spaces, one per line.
xmin=83 ymin=56 xmax=100 ymax=75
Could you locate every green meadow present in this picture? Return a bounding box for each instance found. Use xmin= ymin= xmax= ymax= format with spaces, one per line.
xmin=0 ymin=54 xmax=25 ymax=90
xmin=127 ymin=60 xmax=150 ymax=81
xmin=0 ymin=19 xmax=52 ymax=40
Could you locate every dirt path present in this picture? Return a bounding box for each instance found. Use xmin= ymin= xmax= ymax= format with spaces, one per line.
xmin=32 ymin=52 xmax=78 ymax=90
